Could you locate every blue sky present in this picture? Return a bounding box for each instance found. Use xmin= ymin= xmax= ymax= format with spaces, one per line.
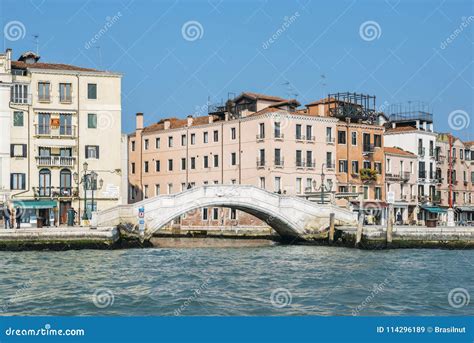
xmin=1 ymin=0 xmax=473 ymax=138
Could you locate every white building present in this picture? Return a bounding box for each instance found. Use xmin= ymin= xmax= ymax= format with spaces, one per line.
xmin=0 ymin=49 xmax=13 ymax=207
xmin=6 ymin=49 xmax=123 ymax=226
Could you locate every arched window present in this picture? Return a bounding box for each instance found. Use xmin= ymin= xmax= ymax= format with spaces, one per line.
xmin=60 ymin=169 xmax=72 ymax=196
xmin=39 ymin=169 xmax=51 ymax=197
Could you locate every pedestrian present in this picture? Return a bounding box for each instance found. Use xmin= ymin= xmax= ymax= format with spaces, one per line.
xmin=15 ymin=207 xmax=22 ymax=229
xmin=4 ymin=207 xmax=11 ymax=229
xmin=396 ymin=212 xmax=402 ymax=225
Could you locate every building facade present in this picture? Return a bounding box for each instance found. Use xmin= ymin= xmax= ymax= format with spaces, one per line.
xmin=0 ymin=50 xmax=13 ymax=208
xmin=5 ymin=49 xmax=123 ymax=227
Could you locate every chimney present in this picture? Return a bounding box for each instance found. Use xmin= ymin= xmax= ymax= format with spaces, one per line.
xmin=136 ymin=112 xmax=144 ymax=130
xmin=164 ymin=119 xmax=171 ymax=130
xmin=208 ymin=115 xmax=214 ymax=124
xmin=187 ymin=115 xmax=194 ymax=127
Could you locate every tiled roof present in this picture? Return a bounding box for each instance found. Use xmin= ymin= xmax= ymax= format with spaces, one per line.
xmin=11 ymin=60 xmax=100 ymax=72
xmin=235 ymin=92 xmax=287 ymax=102
xmin=384 ymin=126 xmax=419 ymax=134
xmin=142 ymin=115 xmax=211 ymax=133
xmin=268 ymin=99 xmax=301 ymax=108
xmin=384 ymin=146 xmax=417 ymax=157
xmin=305 ymin=97 xmax=338 ymax=106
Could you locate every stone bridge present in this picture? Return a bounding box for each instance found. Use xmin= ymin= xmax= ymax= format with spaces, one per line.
xmin=93 ymin=185 xmax=358 ymax=241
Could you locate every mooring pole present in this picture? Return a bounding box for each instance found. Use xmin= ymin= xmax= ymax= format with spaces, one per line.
xmin=355 ymin=193 xmax=364 ymax=247
xmin=329 ymin=212 xmax=335 ymax=243
xmin=386 ymin=203 xmax=393 ymax=246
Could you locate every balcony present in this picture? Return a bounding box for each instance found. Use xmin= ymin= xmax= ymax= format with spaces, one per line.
xmin=36 ymin=156 xmax=76 ymax=167
xmin=363 ymin=144 xmax=375 ymax=154
xmin=256 ymin=159 xmax=265 ymax=169
xmin=33 ymin=186 xmax=79 ymax=198
xmin=418 ymin=170 xmax=427 ymax=179
xmin=326 ymin=160 xmax=335 ymax=170
xmin=274 ymin=158 xmax=284 ymax=168
xmin=274 ymin=133 xmax=285 ymax=141
xmin=306 ymin=160 xmax=316 ymax=169
xmin=256 ymin=134 xmax=265 ymax=142
xmin=295 ymin=134 xmax=305 ymax=142
xmin=34 ymin=124 xmax=77 ymax=138
xmin=306 ymin=136 xmax=315 ymax=143
xmin=296 ymin=160 xmax=305 ymax=169
xmin=326 ymin=137 xmax=335 ymax=144
xmin=10 ymin=94 xmax=32 ymax=105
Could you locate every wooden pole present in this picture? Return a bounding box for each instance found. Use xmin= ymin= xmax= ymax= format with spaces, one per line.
xmin=386 ymin=204 xmax=393 ymax=245
xmin=355 ymin=193 xmax=364 ymax=247
xmin=329 ymin=212 xmax=335 ymax=243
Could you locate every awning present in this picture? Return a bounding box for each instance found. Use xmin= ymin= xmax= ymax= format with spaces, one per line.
xmin=420 ymin=205 xmax=447 ymax=214
xmin=13 ymin=200 xmax=57 ymax=209
xmin=456 ymin=206 xmax=474 ymax=212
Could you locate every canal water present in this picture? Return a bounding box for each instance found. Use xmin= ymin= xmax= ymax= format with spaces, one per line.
xmin=0 ymin=241 xmax=472 ymax=316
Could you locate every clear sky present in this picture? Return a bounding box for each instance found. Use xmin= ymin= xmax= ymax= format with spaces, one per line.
xmin=1 ymin=0 xmax=472 ymax=138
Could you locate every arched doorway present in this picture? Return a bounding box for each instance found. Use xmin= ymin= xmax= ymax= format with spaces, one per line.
xmin=59 ymin=169 xmax=72 ymax=225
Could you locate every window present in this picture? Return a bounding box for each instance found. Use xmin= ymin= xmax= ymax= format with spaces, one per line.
xmin=338 ymin=130 xmax=346 ymax=144
xmin=231 ymin=152 xmax=237 ymax=166
xmin=85 ymin=145 xmax=99 ymax=159
xmin=59 ymin=114 xmax=72 ymax=136
xmin=87 ymin=83 xmax=97 ymax=99
xmin=326 ymin=127 xmax=333 ymax=142
xmin=155 ymin=137 xmax=161 ymax=149
xmin=274 ymin=122 xmax=281 ymax=138
xmin=363 ymin=186 xmax=369 ymax=200
xmin=38 ymin=82 xmax=50 ymax=101
xmin=155 ymin=184 xmax=160 ymax=196
xmin=131 ymin=141 xmax=135 ymax=151
xmin=259 ymin=123 xmax=265 ymax=139
xmin=181 ymin=134 xmax=186 ymax=146
xmin=144 ymin=185 xmax=149 ymax=199
xmin=11 ymin=84 xmax=28 ymax=104
xmin=296 ymin=150 xmax=303 ymax=167
xmin=59 ymin=83 xmax=72 ymax=102
xmin=259 ymin=177 xmax=265 ymax=189
xmin=274 ymin=176 xmax=281 ymax=193
xmin=386 ymin=158 xmax=391 ymax=172
xmin=363 ymin=133 xmax=371 ymax=151
xmin=429 ymin=141 xmax=434 ymax=156
xmin=275 ymin=148 xmax=282 ymax=166
xmin=155 ymin=160 xmax=160 ymax=172
xmin=231 ymin=127 xmax=236 ymax=140
xmin=37 ymin=113 xmax=50 ymax=135
xmin=10 ymin=173 xmax=26 ymax=190
xmin=338 ymin=160 xmax=348 ymax=173
xmin=374 ymin=134 xmax=382 ymax=147
xmin=326 ymin=152 xmax=333 ymax=168
xmin=306 ymin=125 xmax=313 ymax=140
xmin=190 ymin=133 xmax=196 ymax=145
xmin=13 ymin=111 xmax=24 ymax=126
xmin=230 ymin=208 xmax=237 ymax=220
xmin=181 ymin=158 xmax=186 ymax=170
xmin=38 ymin=169 xmax=51 ymax=196
xmin=203 ymin=132 xmax=208 ymax=143
xmin=374 ymin=162 xmax=382 ymax=174
xmin=213 ymin=130 xmax=219 ymax=142
xmin=375 ymin=187 xmax=382 ymax=200
xmin=296 ymin=178 xmax=302 ymax=194
xmin=88 ymin=113 xmax=97 ymax=128
xmin=213 ymin=154 xmax=219 ymax=167
xmin=131 ymin=162 xmax=135 ymax=174
xmin=258 ymin=149 xmax=265 ymax=166
xmin=168 ymin=136 xmax=173 ymax=147
xmin=306 ymin=178 xmax=313 ymax=192
xmin=203 ymin=156 xmax=209 ymax=168
xmin=167 ymin=183 xmax=173 ymax=194
xmin=10 ymin=144 xmax=27 ymax=157
xmin=352 ymin=161 xmax=359 ymax=174
xmin=144 ymin=139 xmax=149 ymax=150
xmin=190 ymin=157 xmax=196 ymax=170
xmin=296 ymin=124 xmax=302 ymax=140
xmin=351 ymin=132 xmax=357 ymax=145
xmin=202 ymin=208 xmax=208 ymax=220
xmin=363 ymin=160 xmax=371 ymax=169
xmin=212 ymin=208 xmax=219 ymax=220
xmin=144 ymin=161 xmax=149 ymax=173
xmin=306 ymin=151 xmax=313 ymax=167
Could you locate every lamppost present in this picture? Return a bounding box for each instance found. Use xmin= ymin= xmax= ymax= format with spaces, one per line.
xmin=73 ymin=163 xmax=103 ymax=221
xmin=312 ymin=163 xmax=332 ymax=204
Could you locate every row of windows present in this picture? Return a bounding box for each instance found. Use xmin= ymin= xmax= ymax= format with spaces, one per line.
xmin=13 ymin=112 xmax=99 ymax=129
xmin=337 ymin=131 xmax=382 ymax=147
xmin=10 ymin=169 xmax=72 ymax=192
xmin=337 ymin=160 xmax=383 ymax=174
xmin=11 ymin=82 xmax=98 ymax=103
xmin=10 ymin=144 xmax=99 ymax=159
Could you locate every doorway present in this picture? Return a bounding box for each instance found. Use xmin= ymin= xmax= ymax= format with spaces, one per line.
xmin=59 ymin=201 xmax=72 ymax=225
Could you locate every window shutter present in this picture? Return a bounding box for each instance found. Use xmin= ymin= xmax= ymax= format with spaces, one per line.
xmin=85 ymin=145 xmax=89 ymax=158
xmin=96 ymin=146 xmax=99 ymax=159
xmin=22 ymin=144 xmax=27 ymax=157
xmin=10 ymin=144 xmax=14 ymax=157
xmin=10 ymin=174 xmax=13 ymax=189
xmin=21 ymin=174 xmax=26 ymax=189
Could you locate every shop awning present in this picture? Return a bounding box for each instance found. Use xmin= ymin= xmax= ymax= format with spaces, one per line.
xmin=12 ymin=200 xmax=57 ymax=209
xmin=420 ymin=205 xmax=447 ymax=214
xmin=456 ymin=206 xmax=474 ymax=212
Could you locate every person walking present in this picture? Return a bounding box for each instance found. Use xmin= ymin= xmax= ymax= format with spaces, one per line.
xmin=15 ymin=207 xmax=22 ymax=229
xmin=4 ymin=207 xmax=11 ymax=229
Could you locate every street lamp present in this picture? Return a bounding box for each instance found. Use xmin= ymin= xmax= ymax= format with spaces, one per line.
xmin=73 ymin=162 xmax=104 ymax=221
xmin=312 ymin=163 xmax=332 ymax=204
xmin=89 ymin=171 xmax=104 ymax=216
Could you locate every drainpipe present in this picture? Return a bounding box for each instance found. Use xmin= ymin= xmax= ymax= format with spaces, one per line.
xmin=186 ymin=126 xmax=189 ymax=186
xmin=75 ymin=73 xmax=81 ymax=221
xmin=238 ymin=118 xmax=241 ymax=184
xmin=221 ymin=121 xmax=224 ymax=184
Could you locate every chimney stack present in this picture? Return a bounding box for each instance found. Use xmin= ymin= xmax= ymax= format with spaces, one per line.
xmin=187 ymin=115 xmax=194 ymax=127
xmin=208 ymin=115 xmax=214 ymax=124
xmin=164 ymin=119 xmax=171 ymax=130
xmin=136 ymin=112 xmax=144 ymax=130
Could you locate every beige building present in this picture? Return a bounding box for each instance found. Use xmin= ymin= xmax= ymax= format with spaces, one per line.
xmin=384 ymin=146 xmax=418 ymax=224
xmin=6 ymin=50 xmax=123 ymax=226
xmin=435 ymin=134 xmax=474 ymax=222
xmin=128 ymin=92 xmax=339 ymax=227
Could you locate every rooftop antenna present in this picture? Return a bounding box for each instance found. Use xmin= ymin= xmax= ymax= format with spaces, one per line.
xmin=94 ymin=46 xmax=102 ymax=70
xmin=281 ymin=80 xmax=298 ymax=99
xmin=320 ymin=74 xmax=327 ymax=98
xmin=33 ymin=35 xmax=39 ymax=55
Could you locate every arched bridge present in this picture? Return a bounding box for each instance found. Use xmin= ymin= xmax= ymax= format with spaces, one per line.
xmin=93 ymin=185 xmax=357 ymax=241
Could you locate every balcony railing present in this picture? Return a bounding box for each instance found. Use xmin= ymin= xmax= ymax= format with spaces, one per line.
xmin=36 ymin=156 xmax=76 ymax=167
xmin=363 ymin=144 xmax=375 ymax=154
xmin=295 ymin=134 xmax=304 ymax=141
xmin=10 ymin=94 xmax=32 ymax=105
xmin=326 ymin=160 xmax=335 ymax=169
xmin=33 ymin=186 xmax=79 ymax=198
xmin=296 ymin=160 xmax=304 ymax=168
xmin=418 ymin=170 xmax=426 ymax=179
xmin=326 ymin=136 xmax=335 ymax=144
xmin=274 ymin=133 xmax=285 ymax=140
xmin=256 ymin=159 xmax=265 ymax=168
xmin=306 ymin=136 xmax=315 ymax=142
xmin=256 ymin=134 xmax=265 ymax=141
xmin=274 ymin=159 xmax=284 ymax=168
xmin=34 ymin=124 xmax=77 ymax=138
xmin=306 ymin=160 xmax=316 ymax=169
xmin=418 ymin=147 xmax=425 ymax=157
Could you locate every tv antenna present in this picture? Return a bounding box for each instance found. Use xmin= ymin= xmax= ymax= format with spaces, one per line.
xmin=33 ymin=35 xmax=39 ymax=55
